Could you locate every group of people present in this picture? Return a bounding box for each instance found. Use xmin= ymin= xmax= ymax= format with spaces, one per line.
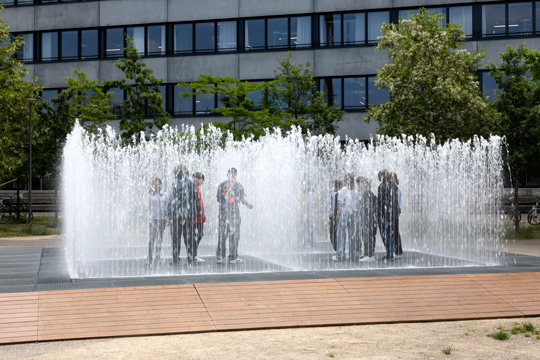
xmin=329 ymin=169 xmax=402 ymax=262
xmin=146 ymin=166 xmax=253 ymax=266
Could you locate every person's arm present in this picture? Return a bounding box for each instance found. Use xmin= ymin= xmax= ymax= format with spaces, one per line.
xmin=240 ymin=197 xmax=253 ymax=209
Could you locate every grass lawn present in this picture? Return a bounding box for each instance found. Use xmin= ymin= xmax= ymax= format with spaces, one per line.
xmin=0 ymin=216 xmax=61 ymax=238
xmin=505 ymin=222 xmax=540 ymax=240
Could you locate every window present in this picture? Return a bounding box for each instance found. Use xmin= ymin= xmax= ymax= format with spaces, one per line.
xmin=343 ymin=13 xmax=365 ymax=45
xmin=344 ymin=77 xmax=366 ymax=110
xmin=17 ymin=33 xmax=33 ymax=62
xmin=61 ymin=30 xmax=78 ymax=61
xmin=483 ymin=4 xmax=506 ymax=37
xmin=108 ymin=88 xmax=124 ymax=118
xmin=0 ymin=1 xmax=15 ymax=6
xmin=449 ymin=6 xmax=473 ymax=37
xmin=217 ymin=21 xmax=236 ymax=52
xmin=481 ymin=72 xmax=498 ymax=101
xmin=41 ymin=32 xmax=58 ymax=61
xmin=508 ymin=2 xmax=533 ymax=36
xmin=290 ymin=16 xmax=311 ymax=48
xmin=148 ymin=25 xmax=166 ymax=55
xmin=174 ymin=86 xmax=193 ymax=115
xmin=245 ymin=19 xmax=265 ymax=50
xmin=127 ymin=26 xmax=144 ymax=54
xmin=319 ymin=14 xmax=341 ymax=47
xmin=267 ymin=17 xmax=288 ymax=49
xmin=247 ymin=82 xmax=265 ymax=110
xmin=148 ymin=86 xmax=166 ymax=115
xmin=174 ymin=23 xmax=193 ymax=54
xmin=320 ymin=78 xmax=342 ymax=108
xmin=196 ymin=22 xmax=215 ymax=53
xmin=368 ymin=77 xmax=389 ymax=106
xmin=367 ymin=11 xmax=389 ymax=43
xmin=195 ymin=92 xmax=215 ymax=114
xmin=106 ymin=28 xmax=123 ymax=58
xmin=81 ymin=29 xmax=98 ymax=60
xmin=41 ymin=89 xmax=59 ymax=111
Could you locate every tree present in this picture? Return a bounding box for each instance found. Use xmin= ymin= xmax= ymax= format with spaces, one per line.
xmin=269 ymin=52 xmax=344 ymax=135
xmin=178 ymin=75 xmax=288 ymax=140
xmin=110 ymin=36 xmax=169 ymax=144
xmin=487 ymin=44 xmax=540 ymax=232
xmin=0 ymin=5 xmax=42 ymax=180
xmin=365 ymin=9 xmax=495 ymax=142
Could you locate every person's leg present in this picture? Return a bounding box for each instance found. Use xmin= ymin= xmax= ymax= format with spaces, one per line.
xmin=347 ymin=215 xmax=357 ymax=261
xmin=395 ymin=215 xmax=403 ymax=256
xmin=335 ymin=216 xmax=346 ymax=260
xmin=171 ymin=217 xmax=180 ymax=265
xmin=148 ymin=219 xmax=156 ymax=263
xmin=384 ymin=220 xmax=394 ymax=260
xmin=155 ymin=219 xmax=166 ymax=263
xmin=330 ymin=218 xmax=337 ymax=251
xmin=183 ymin=216 xmax=195 ymax=263
xmin=216 ymin=215 xmax=227 ymax=261
xmin=229 ymin=217 xmax=241 ymax=261
xmin=194 ymin=222 xmax=203 ymax=259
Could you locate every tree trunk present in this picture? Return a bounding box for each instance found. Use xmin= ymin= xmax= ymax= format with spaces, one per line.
xmin=54 ymin=179 xmax=58 ymax=227
xmin=16 ymin=176 xmax=21 ymax=220
xmin=514 ymin=168 xmax=520 ymax=232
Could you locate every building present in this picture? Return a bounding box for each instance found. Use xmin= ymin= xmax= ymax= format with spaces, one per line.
xmin=1 ymin=0 xmax=540 ymax=142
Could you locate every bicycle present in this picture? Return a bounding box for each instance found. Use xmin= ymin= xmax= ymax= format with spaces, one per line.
xmin=506 ymin=197 xmax=521 ymax=224
xmin=527 ymin=196 xmax=540 ymax=225
xmin=0 ymin=198 xmax=31 ymax=224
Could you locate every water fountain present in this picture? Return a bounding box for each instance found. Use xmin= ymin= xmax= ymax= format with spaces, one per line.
xmin=63 ymin=123 xmax=506 ymax=278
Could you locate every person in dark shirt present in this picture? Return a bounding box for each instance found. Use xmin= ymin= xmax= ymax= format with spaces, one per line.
xmin=377 ymin=169 xmax=399 ymax=262
xmin=192 ymin=172 xmax=206 ymax=263
xmin=356 ymin=176 xmax=378 ymax=262
xmin=216 ymin=167 xmax=253 ymax=264
xmin=166 ymin=164 xmax=198 ymax=265
xmin=328 ymin=179 xmax=344 ymax=251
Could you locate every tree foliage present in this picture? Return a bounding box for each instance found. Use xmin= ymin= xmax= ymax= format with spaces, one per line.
xmin=269 ymin=52 xmax=344 ymax=135
xmin=110 ymin=36 xmax=169 ymax=144
xmin=0 ymin=5 xmax=42 ymax=180
xmin=487 ymin=44 xmax=540 ymax=231
xmin=366 ymin=9 xmax=495 ymax=142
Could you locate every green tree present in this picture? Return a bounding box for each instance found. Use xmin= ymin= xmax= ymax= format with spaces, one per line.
xmin=0 ymin=5 xmax=42 ymax=180
xmin=269 ymin=52 xmax=344 ymax=135
xmin=487 ymin=44 xmax=540 ymax=232
xmin=365 ymin=9 xmax=494 ymax=142
xmin=109 ymin=36 xmax=169 ymax=144
xmin=179 ymin=75 xmax=288 ymax=139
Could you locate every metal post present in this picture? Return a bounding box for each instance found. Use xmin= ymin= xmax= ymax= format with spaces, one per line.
xmin=28 ymin=102 xmax=32 ymax=225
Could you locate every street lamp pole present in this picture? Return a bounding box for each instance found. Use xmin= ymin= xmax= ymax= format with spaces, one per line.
xmin=23 ymin=98 xmax=37 ymax=225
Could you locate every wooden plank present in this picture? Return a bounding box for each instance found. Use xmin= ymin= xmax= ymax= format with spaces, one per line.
xmin=0 ymin=292 xmax=38 ymax=344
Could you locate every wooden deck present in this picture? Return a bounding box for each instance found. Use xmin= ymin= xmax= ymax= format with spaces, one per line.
xmin=1 ymin=272 xmax=540 ymax=344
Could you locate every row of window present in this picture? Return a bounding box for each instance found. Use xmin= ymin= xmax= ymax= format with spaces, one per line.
xmin=12 ymin=2 xmax=540 ymax=63
xmin=41 ymin=72 xmax=502 ymax=118
xmin=40 ymin=76 xmax=390 ymax=118
xmin=1 ymin=0 xmax=92 ymax=5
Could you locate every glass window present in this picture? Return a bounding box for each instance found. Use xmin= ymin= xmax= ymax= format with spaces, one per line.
xmin=245 ymin=19 xmax=265 ymax=50
xmin=18 ymin=0 xmax=34 ymax=4
xmin=319 ymin=14 xmax=341 ymax=47
xmin=17 ymin=33 xmax=33 ymax=62
xmin=108 ymin=88 xmax=124 ymax=119
xmin=483 ymin=4 xmax=506 ymax=37
xmin=41 ymin=32 xmax=58 ymax=61
xmin=449 ymin=6 xmax=473 ymax=37
xmin=106 ymin=28 xmax=124 ymax=58
xmin=267 ymin=17 xmax=288 ymax=49
xmin=148 ymin=25 xmax=166 ymax=55
xmin=290 ymin=16 xmax=311 ymax=48
xmin=344 ymin=77 xmax=366 ymax=110
xmin=127 ymin=26 xmax=144 ymax=54
xmin=367 ymin=11 xmax=389 ymax=43
xmin=41 ymin=89 xmax=58 ymax=104
xmin=320 ymin=78 xmax=342 ymax=108
xmin=0 ymin=1 xmax=15 ymax=7
xmin=174 ymin=23 xmax=193 ymax=54
xmin=482 ymin=72 xmax=498 ymax=101
xmin=61 ymin=30 xmax=78 ymax=61
xmin=217 ymin=21 xmax=236 ymax=52
xmin=537 ymin=1 xmax=540 ymax=34
xmin=368 ymin=77 xmax=389 ymax=106
xmin=196 ymin=22 xmax=215 ymax=53
xmin=174 ymin=86 xmax=193 ymax=115
xmin=81 ymin=29 xmax=98 ymax=60
xmin=508 ymin=2 xmax=533 ymax=36
xmin=195 ymin=92 xmax=215 ymax=114
xmin=247 ymin=82 xmax=264 ymax=110
xmin=343 ymin=13 xmax=365 ymax=45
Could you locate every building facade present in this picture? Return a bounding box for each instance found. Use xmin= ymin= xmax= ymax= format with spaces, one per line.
xmin=2 ymin=0 xmax=540 ymax=140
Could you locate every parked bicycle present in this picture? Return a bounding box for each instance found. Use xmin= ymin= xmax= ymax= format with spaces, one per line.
xmin=506 ymin=197 xmax=521 ymax=224
xmin=0 ymin=198 xmax=31 ymax=224
xmin=527 ymin=196 xmax=540 ymax=225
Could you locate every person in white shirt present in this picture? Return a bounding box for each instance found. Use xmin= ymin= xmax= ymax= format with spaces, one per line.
xmin=147 ymin=177 xmax=168 ymax=266
xmin=328 ymin=179 xmax=344 ymax=251
xmin=333 ymin=173 xmax=359 ymax=262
